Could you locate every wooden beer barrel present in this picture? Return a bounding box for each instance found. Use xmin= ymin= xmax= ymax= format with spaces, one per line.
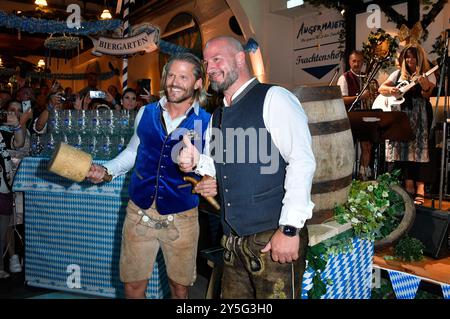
xmin=292 ymin=86 xmax=355 ymax=224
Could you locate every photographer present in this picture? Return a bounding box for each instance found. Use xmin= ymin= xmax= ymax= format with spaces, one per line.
xmin=0 ymin=105 xmax=25 ymax=279
xmin=0 ymin=103 xmax=26 ymax=150
xmin=33 ymin=86 xmax=65 ymax=134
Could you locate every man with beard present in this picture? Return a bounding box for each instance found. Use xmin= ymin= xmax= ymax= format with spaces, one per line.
xmin=87 ymin=53 xmax=211 ymax=299
xmin=179 ymin=36 xmax=316 ymax=298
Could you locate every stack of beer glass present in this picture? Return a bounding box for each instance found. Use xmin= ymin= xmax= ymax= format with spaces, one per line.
xmin=31 ymin=109 xmax=136 ymax=160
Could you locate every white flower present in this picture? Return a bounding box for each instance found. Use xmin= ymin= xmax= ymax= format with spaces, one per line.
xmin=367 ymin=185 xmax=374 ymax=192
xmin=382 ymin=191 xmax=389 ymax=198
xmin=351 ymin=217 xmax=360 ymax=224
xmin=350 ymin=206 xmax=357 ymax=213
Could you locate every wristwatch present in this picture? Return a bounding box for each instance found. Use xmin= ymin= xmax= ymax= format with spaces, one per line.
xmin=279 ymin=225 xmax=300 ymax=237
xmin=100 ymin=165 xmax=113 ymax=182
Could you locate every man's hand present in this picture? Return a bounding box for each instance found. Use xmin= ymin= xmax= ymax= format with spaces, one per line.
xmin=140 ymin=88 xmax=152 ymax=103
xmin=86 ymin=164 xmax=107 ymax=184
xmin=261 ymin=229 xmax=300 ymax=263
xmin=194 ymin=175 xmax=217 ymax=197
xmin=178 ymin=135 xmax=200 ymax=173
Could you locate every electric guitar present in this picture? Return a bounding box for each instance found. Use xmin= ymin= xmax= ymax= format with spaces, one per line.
xmin=372 ymin=64 xmax=439 ymax=111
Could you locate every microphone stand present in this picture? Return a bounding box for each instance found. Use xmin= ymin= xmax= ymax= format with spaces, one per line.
xmin=436 ymin=29 xmax=450 ymax=210
xmin=328 ymin=65 xmax=340 ymax=86
xmin=348 ymin=58 xmax=385 ymax=112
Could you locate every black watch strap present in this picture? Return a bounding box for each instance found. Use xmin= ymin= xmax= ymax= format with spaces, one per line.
xmin=279 ymin=225 xmax=300 ymax=237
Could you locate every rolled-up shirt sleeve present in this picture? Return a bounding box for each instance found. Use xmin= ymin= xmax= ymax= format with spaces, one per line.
xmin=194 ymin=118 xmax=216 ymax=177
xmin=102 ymin=107 xmax=145 ymax=178
xmin=263 ymin=86 xmax=316 ymax=229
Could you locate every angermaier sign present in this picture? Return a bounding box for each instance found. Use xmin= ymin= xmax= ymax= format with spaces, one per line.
xmin=90 ymin=28 xmax=159 ymax=56
xmin=293 ymin=10 xmax=345 ymax=85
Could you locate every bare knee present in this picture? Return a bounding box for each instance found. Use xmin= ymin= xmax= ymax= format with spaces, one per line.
xmin=124 ymin=280 xmax=148 ymax=299
xmin=169 ymin=279 xmax=188 ymax=299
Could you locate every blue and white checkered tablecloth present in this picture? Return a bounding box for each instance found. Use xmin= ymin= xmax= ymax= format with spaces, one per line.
xmin=301 ymin=238 xmax=374 ymax=299
xmin=13 ymin=157 xmax=170 ymax=298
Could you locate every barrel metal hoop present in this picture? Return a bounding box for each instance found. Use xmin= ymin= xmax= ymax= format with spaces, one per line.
xmin=308 ymin=118 xmax=350 ymax=136
xmin=311 ymin=174 xmax=353 ymax=194
xmin=293 ymin=86 xmax=342 ymax=102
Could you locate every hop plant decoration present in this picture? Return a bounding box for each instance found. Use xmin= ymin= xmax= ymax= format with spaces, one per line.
xmin=334 ymin=170 xmax=404 ymax=241
xmin=362 ymin=28 xmax=399 ymax=70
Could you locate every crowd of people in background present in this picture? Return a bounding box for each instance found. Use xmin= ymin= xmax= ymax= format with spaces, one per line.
xmin=0 ymin=71 xmax=160 ymax=280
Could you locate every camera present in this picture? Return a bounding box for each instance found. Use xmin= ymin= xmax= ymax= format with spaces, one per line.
xmin=60 ymin=94 xmax=76 ymax=103
xmin=0 ymin=110 xmax=7 ymax=124
xmin=90 ymin=91 xmax=106 ymax=99
xmin=21 ymin=100 xmax=32 ymax=113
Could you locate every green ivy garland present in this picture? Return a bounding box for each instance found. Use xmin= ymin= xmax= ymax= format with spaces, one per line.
xmin=335 ymin=170 xmax=404 ymax=241
xmin=431 ymin=33 xmax=447 ymax=63
xmin=306 ymin=230 xmax=354 ymax=299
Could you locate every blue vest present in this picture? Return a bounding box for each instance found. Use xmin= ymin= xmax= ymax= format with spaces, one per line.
xmin=212 ymin=81 xmax=287 ymax=236
xmin=129 ymin=102 xmax=211 ymax=214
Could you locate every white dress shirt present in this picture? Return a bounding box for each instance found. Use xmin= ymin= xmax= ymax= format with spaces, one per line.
xmin=103 ymin=97 xmax=199 ymax=177
xmin=196 ymin=78 xmax=316 ymax=229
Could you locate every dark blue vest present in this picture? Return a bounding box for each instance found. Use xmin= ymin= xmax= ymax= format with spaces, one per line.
xmin=212 ymin=81 xmax=287 ymax=236
xmin=129 ymin=102 xmax=211 ymax=214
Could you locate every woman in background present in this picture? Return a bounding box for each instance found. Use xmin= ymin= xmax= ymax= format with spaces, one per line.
xmin=0 ymin=110 xmax=25 ymax=279
xmin=378 ymin=44 xmax=436 ymax=205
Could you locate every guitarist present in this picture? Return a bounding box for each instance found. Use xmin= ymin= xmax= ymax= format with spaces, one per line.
xmin=337 ymin=50 xmax=375 ymax=180
xmin=378 ymin=44 xmax=436 ymax=205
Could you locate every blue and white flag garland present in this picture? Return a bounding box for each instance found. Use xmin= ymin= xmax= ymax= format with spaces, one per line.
xmin=387 ymin=270 xmax=421 ymax=299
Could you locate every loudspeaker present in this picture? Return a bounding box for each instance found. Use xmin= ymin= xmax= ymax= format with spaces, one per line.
xmin=407 ymin=206 xmax=450 ymax=259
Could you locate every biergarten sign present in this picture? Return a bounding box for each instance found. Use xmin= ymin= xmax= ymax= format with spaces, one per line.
xmin=90 ymin=26 xmax=159 ymax=57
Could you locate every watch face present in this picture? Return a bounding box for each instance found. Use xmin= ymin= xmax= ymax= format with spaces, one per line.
xmin=282 ymin=225 xmax=298 ymax=237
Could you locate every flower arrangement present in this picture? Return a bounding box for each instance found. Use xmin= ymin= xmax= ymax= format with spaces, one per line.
xmin=334 ymin=170 xmax=404 ymax=241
